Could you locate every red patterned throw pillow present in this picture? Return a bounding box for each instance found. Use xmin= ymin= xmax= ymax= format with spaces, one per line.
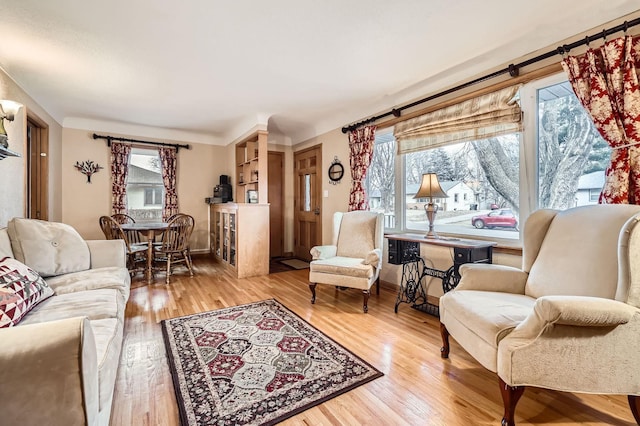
xmin=0 ymin=256 xmax=54 ymax=327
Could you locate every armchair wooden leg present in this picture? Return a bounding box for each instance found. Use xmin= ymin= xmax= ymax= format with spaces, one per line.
xmin=375 ymin=277 xmax=380 ymax=295
xmin=362 ymin=290 xmax=370 ymax=313
xmin=629 ymin=395 xmax=640 ymax=424
xmin=499 ymin=378 xmax=524 ymax=426
xmin=309 ymin=283 xmax=316 ymax=304
xmin=440 ymin=323 xmax=450 ymax=358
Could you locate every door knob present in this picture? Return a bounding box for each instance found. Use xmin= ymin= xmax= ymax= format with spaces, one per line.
xmin=314 ymin=207 xmax=320 ymax=215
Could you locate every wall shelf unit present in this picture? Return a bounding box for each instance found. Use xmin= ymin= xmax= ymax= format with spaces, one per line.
xmin=235 ymin=130 xmax=268 ymax=204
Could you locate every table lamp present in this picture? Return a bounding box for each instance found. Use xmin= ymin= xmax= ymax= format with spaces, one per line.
xmin=414 ymin=173 xmax=447 ymax=239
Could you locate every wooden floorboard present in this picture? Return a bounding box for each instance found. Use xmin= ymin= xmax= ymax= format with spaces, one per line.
xmin=110 ymin=255 xmax=636 ymax=425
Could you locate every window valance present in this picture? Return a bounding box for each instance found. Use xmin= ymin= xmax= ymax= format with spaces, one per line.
xmin=394 ymin=84 xmax=523 ymax=155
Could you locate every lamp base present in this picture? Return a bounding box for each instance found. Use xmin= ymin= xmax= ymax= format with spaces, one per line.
xmin=425 ymin=230 xmax=440 ymax=239
xmin=424 ymin=202 xmax=440 ymax=239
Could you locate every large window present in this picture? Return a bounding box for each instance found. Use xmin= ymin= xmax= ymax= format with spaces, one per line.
xmin=126 ymin=147 xmax=164 ymax=222
xmin=369 ymin=72 xmax=610 ymax=242
xmin=404 ymin=134 xmax=520 ymax=239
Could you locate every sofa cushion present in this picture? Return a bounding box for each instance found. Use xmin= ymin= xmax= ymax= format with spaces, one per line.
xmin=19 ymin=288 xmax=124 ymax=326
xmin=0 ymin=228 xmax=12 ymax=258
xmin=7 ymin=218 xmax=90 ymax=278
xmin=45 ymin=267 xmax=131 ymax=301
xmin=336 ymin=212 xmax=377 ymax=258
xmin=0 ymin=257 xmax=54 ymax=327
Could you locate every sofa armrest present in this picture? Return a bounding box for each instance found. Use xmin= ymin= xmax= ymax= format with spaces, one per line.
xmin=86 ymin=239 xmax=127 ymax=269
xmin=310 ymin=245 xmax=337 ymax=260
xmin=362 ymin=248 xmax=382 ymax=269
xmin=455 ymin=263 xmax=528 ymax=293
xmin=0 ymin=317 xmax=99 ymax=426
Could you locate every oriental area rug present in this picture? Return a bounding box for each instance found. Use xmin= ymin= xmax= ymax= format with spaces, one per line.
xmin=161 ymin=299 xmax=383 ymax=425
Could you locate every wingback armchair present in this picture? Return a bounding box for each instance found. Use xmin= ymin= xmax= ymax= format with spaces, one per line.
xmin=308 ymin=211 xmax=384 ymax=313
xmin=439 ymin=204 xmax=640 ymax=425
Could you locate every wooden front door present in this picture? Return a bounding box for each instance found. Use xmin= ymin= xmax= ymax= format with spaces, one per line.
xmin=268 ymin=151 xmax=284 ymax=258
xmin=293 ymin=145 xmax=322 ymax=261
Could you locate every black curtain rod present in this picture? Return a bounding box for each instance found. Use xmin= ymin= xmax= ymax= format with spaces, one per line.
xmin=92 ymin=133 xmax=191 ymax=151
xmin=341 ymin=17 xmax=640 ymax=133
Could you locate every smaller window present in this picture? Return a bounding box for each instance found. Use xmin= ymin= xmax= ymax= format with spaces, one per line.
xmin=463 ymin=193 xmax=468 ymax=201
xmin=589 ymin=189 xmax=600 ymax=203
xmin=454 ymin=193 xmax=459 ymax=202
xmin=144 ymin=187 xmax=163 ymax=206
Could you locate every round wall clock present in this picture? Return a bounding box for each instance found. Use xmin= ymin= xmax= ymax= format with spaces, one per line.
xmin=328 ymin=157 xmax=344 ymax=184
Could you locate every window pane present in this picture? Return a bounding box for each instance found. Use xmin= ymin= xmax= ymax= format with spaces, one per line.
xmin=144 ymin=188 xmax=153 ymax=205
xmin=404 ymin=135 xmax=520 ymax=240
xmin=367 ymin=130 xmax=396 ymax=229
xmin=304 ymin=174 xmax=311 ymax=211
xmin=126 ymin=148 xmax=164 ymax=222
xmin=537 ymin=81 xmax=610 ymax=209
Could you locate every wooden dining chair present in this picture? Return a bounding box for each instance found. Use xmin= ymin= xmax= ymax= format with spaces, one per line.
xmin=99 ymin=215 xmax=147 ymax=276
xmin=164 ymin=213 xmax=193 ymax=263
xmin=153 ymin=214 xmax=195 ymax=284
xmin=110 ymin=213 xmax=146 ymax=245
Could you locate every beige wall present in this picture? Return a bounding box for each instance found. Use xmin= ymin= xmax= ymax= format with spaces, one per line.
xmin=61 ymin=128 xmax=226 ymax=252
xmin=0 ymin=68 xmax=62 ymax=226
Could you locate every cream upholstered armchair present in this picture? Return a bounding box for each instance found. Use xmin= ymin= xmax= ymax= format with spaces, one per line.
xmin=439 ymin=204 xmax=640 ymax=425
xmin=309 ymin=211 xmax=384 ymax=313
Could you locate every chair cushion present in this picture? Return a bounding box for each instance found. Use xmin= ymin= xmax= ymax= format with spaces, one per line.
xmin=7 ymin=218 xmax=90 ymax=277
xmin=0 ymin=257 xmax=54 ymax=327
xmin=440 ymin=290 xmax=535 ymax=347
xmin=525 ymin=205 xmax=640 ymax=300
xmin=336 ymin=212 xmax=377 ymax=258
xmin=310 ymin=256 xmax=373 ymax=279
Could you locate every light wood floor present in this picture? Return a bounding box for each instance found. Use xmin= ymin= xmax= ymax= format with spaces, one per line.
xmin=110 ymin=256 xmax=636 ymax=426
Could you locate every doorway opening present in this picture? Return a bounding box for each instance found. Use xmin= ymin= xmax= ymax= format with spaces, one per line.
xmin=26 ymin=116 xmax=48 ymax=220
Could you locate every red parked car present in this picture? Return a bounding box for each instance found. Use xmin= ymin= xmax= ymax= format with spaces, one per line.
xmin=471 ymin=209 xmax=519 ymax=230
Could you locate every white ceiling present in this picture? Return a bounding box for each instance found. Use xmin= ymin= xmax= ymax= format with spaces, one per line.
xmin=0 ymin=1 xmax=638 ymax=145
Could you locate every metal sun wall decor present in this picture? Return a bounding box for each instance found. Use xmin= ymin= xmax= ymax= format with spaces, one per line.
xmin=74 ymin=160 xmax=104 ymax=183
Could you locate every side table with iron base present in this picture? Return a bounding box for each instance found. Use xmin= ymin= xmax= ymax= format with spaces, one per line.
xmin=387 ymin=234 xmax=496 ymax=317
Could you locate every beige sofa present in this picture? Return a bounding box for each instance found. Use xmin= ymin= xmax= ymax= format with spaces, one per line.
xmin=439 ymin=205 xmax=640 ymax=425
xmin=0 ymin=218 xmax=130 ymax=426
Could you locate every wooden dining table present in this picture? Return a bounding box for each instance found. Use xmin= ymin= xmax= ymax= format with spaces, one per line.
xmin=121 ymin=222 xmax=169 ymax=283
